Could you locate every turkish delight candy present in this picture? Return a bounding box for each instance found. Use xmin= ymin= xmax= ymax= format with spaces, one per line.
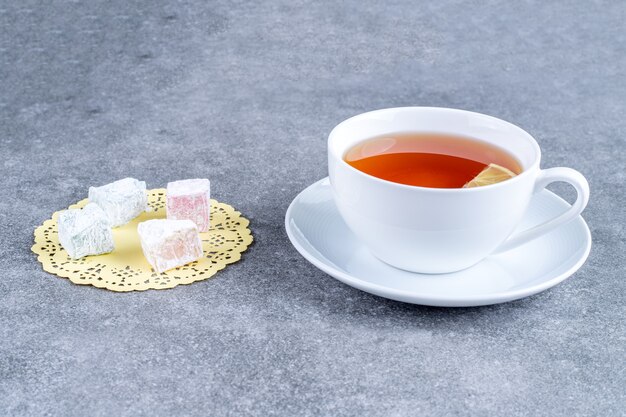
xmin=137 ymin=219 xmax=203 ymax=273
xmin=57 ymin=203 xmax=115 ymax=259
xmin=166 ymin=179 xmax=211 ymax=232
xmin=88 ymin=178 xmax=147 ymax=227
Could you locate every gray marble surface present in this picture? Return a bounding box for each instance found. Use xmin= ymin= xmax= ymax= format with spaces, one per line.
xmin=1 ymin=1 xmax=625 ymax=416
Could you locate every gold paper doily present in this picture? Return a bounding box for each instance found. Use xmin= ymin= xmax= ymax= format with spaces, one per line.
xmin=31 ymin=189 xmax=253 ymax=292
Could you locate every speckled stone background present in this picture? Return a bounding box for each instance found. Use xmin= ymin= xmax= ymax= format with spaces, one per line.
xmin=1 ymin=1 xmax=625 ymax=416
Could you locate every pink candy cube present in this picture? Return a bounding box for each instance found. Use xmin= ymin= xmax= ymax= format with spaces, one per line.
xmin=166 ymin=179 xmax=211 ymax=232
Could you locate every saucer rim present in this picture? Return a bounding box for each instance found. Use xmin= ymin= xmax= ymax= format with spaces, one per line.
xmin=285 ymin=177 xmax=592 ymax=307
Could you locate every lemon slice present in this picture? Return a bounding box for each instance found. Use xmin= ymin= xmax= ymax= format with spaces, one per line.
xmin=464 ymin=163 xmax=517 ymax=188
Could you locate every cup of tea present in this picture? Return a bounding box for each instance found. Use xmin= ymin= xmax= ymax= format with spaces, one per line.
xmin=328 ymin=107 xmax=589 ymax=273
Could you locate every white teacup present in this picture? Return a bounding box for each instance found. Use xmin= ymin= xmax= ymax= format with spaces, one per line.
xmin=328 ymin=107 xmax=589 ymax=273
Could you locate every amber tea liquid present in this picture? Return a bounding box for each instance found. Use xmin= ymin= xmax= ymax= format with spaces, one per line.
xmin=344 ymin=133 xmax=522 ymax=188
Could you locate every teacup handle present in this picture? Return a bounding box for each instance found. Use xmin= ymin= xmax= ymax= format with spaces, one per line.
xmin=494 ymin=167 xmax=590 ymax=254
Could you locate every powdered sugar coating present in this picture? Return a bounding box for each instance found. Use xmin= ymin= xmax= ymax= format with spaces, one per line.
xmin=57 ymin=203 xmax=114 ymax=259
xmin=137 ymin=219 xmax=203 ymax=273
xmin=166 ymin=179 xmax=211 ymax=232
xmin=88 ymin=178 xmax=147 ymax=227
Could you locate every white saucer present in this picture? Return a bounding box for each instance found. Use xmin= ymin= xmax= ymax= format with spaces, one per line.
xmin=285 ymin=178 xmax=591 ymax=307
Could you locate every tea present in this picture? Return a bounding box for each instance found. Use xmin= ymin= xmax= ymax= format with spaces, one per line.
xmin=343 ymin=133 xmax=522 ymax=188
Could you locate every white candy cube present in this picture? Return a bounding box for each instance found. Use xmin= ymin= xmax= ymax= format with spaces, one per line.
xmin=88 ymin=178 xmax=147 ymax=227
xmin=57 ymin=203 xmax=115 ymax=259
xmin=137 ymin=219 xmax=203 ymax=273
